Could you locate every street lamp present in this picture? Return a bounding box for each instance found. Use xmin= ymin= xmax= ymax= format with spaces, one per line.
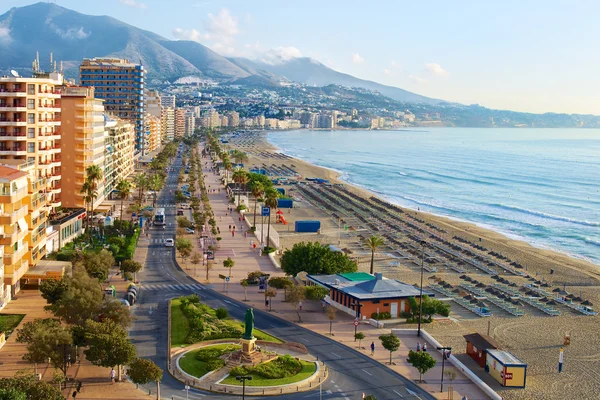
xmin=417 ymin=240 xmax=426 ymax=337
xmin=236 ymin=375 xmax=252 ymax=400
xmin=350 ymin=301 xmax=362 ymax=340
xmin=436 ymin=346 xmax=452 ymax=393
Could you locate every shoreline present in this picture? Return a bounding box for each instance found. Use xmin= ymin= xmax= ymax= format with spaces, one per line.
xmin=242 ymin=130 xmax=600 ymax=283
xmin=268 ymin=132 xmax=600 ymax=271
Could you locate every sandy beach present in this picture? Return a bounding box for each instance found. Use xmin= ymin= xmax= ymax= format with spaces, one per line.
xmin=226 ymin=130 xmax=600 ymax=400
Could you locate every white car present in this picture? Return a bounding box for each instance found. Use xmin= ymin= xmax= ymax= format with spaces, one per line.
xmin=186 ymin=228 xmax=195 ymax=234
xmin=165 ymin=238 xmax=175 ymax=247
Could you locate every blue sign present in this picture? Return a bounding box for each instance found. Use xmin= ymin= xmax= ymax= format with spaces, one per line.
xmin=262 ymin=207 xmax=271 ymax=217
xmin=225 ymin=277 xmax=230 ymax=282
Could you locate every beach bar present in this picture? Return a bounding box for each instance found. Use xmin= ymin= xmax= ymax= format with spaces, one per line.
xmin=485 ymin=349 xmax=527 ymax=388
xmin=464 ymin=333 xmax=501 ymax=368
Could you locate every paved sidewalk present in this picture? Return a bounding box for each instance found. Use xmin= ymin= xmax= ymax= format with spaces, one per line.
xmin=172 ymin=153 xmax=489 ymax=400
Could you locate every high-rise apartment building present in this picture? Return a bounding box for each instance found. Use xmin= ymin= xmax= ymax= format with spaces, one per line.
xmin=184 ymin=112 xmax=195 ymax=137
xmin=228 ymin=111 xmax=240 ymax=127
xmin=161 ymin=107 xmax=175 ymax=141
xmin=175 ymin=108 xmax=186 ymax=138
xmin=79 ymin=58 xmax=146 ymax=156
xmin=145 ymin=90 xmax=161 ymax=118
xmin=60 ymin=86 xmax=107 ymax=209
xmin=0 ymin=166 xmax=30 ymax=304
xmin=160 ymin=95 xmax=176 ymax=108
xmin=104 ymin=116 xmax=135 ymax=190
xmin=0 ymin=73 xmax=62 ymax=275
xmin=146 ymin=114 xmax=161 ymax=153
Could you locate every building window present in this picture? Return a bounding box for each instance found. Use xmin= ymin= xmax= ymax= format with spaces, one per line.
xmin=27 ymin=84 xmax=35 ymax=95
xmin=27 ymin=99 xmax=35 ymax=109
xmin=27 ymin=143 xmax=35 ymax=153
xmin=28 ymin=128 xmax=35 ymax=138
xmin=383 ymin=303 xmax=390 ymax=307
xmin=27 ymin=113 xmax=35 ymax=124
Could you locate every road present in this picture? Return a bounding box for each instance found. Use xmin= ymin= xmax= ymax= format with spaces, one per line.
xmin=129 ymin=152 xmax=433 ymax=400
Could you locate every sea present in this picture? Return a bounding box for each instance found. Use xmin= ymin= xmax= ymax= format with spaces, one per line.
xmin=267 ymin=128 xmax=600 ymax=266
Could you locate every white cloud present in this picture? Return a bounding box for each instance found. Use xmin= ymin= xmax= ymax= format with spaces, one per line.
xmin=409 ymin=75 xmax=428 ymax=84
xmin=383 ymin=68 xmax=392 ymax=76
xmin=352 ymin=53 xmax=364 ymax=64
xmin=172 ymin=28 xmax=206 ymax=42
xmin=120 ymin=0 xmax=147 ymax=9
xmin=211 ymin=42 xmax=236 ymax=55
xmin=259 ymin=46 xmax=302 ymax=65
xmin=205 ymin=9 xmax=239 ymax=43
xmin=424 ymin=62 xmax=449 ymax=76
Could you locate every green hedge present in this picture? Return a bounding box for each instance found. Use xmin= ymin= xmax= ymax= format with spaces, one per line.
xmin=371 ymin=312 xmax=392 ymax=320
xmin=179 ymin=295 xmax=243 ymax=343
xmin=230 ymin=355 xmax=302 ymax=379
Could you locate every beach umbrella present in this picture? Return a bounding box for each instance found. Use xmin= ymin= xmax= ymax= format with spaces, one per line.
xmin=541 ymin=283 xmax=550 ymax=287
xmin=459 ymin=275 xmax=467 ymax=280
xmin=573 ymin=297 xmax=582 ymax=302
xmin=539 ymin=297 xmax=549 ymax=303
xmin=470 ymin=299 xmax=479 ymax=304
xmin=464 ymin=295 xmax=473 ymax=300
xmin=519 ymin=287 xmax=527 ymax=292
xmin=566 ymin=294 xmax=575 ymax=299
xmin=582 ymin=300 xmax=593 ymax=306
xmin=476 ymin=283 xmax=486 ymax=288
xmin=546 ymin=301 xmax=557 ymax=306
xmin=485 ymin=288 xmax=494 ymax=293
xmin=552 ymin=288 xmax=561 ymax=293
xmin=510 ymin=283 xmax=517 ymax=287
xmin=452 ymin=289 xmax=460 ymax=293
xmin=559 ymin=290 xmax=569 ymax=296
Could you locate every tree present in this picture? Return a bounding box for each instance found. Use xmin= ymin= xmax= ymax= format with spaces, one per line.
xmin=133 ymin=173 xmax=149 ymax=204
xmin=98 ymin=299 xmax=135 ymax=329
xmin=232 ymin=167 xmax=248 ymax=206
xmin=121 ymin=259 xmax=142 ymax=278
xmin=190 ymin=252 xmax=202 ymax=277
xmin=355 ymin=332 xmax=365 ymax=349
xmin=264 ymin=188 xmax=279 ymax=247
xmin=240 ymin=279 xmax=249 ymax=301
xmin=249 ymin=181 xmax=264 ymax=228
xmin=364 ymin=396 xmax=377 ymax=400
xmin=407 ymin=350 xmax=437 ymax=382
xmin=176 ymin=238 xmax=193 ymax=262
xmin=78 ymin=250 xmax=115 ymax=282
xmin=280 ymin=242 xmax=357 ymax=276
xmin=305 ymin=286 xmax=330 ymax=302
xmin=205 ymin=260 xmax=213 ymax=281
xmin=326 ymin=306 xmax=337 ymax=335
xmin=16 ymin=318 xmax=73 ymax=377
xmin=128 ymin=357 xmax=163 ymax=396
xmin=80 ymin=180 xmax=96 ymax=231
xmin=0 ymin=374 xmax=63 ymax=400
xmin=177 ymin=216 xmax=192 ymax=228
xmin=84 ymin=319 xmax=137 ymax=382
xmin=46 ymin=268 xmax=104 ymax=326
xmin=265 ymin=288 xmax=277 ymax=311
xmin=148 ymin=174 xmax=164 ymax=208
xmin=39 ymin=279 xmax=69 ymax=305
xmin=421 ymin=296 xmax=451 ymax=321
xmin=116 ymin=179 xmax=132 ymax=220
xmin=287 ymin=285 xmax=306 ymax=322
xmin=379 ymin=333 xmax=401 ymax=365
xmin=0 ymin=388 xmax=26 ymax=400
xmin=268 ymin=277 xmax=293 ymax=300
xmin=365 ymin=236 xmax=385 ymax=275
xmin=85 ymin=164 xmax=103 ymax=219
xmin=223 ymin=257 xmax=235 ymax=279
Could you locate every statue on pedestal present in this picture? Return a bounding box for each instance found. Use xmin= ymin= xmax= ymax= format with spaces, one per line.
xmin=243 ymin=308 xmax=255 ymax=340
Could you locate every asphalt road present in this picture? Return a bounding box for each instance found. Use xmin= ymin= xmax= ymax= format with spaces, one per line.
xmin=129 ymin=152 xmax=433 ymax=400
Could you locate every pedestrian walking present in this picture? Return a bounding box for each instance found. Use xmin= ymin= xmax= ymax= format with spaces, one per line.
xmin=110 ymin=368 xmax=116 ymax=384
xmin=299 ymin=301 xmax=303 ymax=311
xmin=416 ymin=342 xmax=421 ymax=352
xmin=244 ymin=231 xmax=247 ymax=238
xmin=232 ymin=230 xmax=235 ymax=237
xmin=423 ymin=343 xmax=428 ymax=352
xmin=370 ymin=341 xmax=375 ymax=356
xmin=253 ymin=243 xmax=257 ymax=251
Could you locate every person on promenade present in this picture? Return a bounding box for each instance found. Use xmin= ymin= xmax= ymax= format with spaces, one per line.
xmin=423 ymin=343 xmax=427 ymax=352
xmin=110 ymin=368 xmax=116 ymax=384
xmin=370 ymin=341 xmax=375 ymax=356
xmin=253 ymin=243 xmax=257 ymax=251
xmin=232 ymin=230 xmax=235 ymax=237
xmin=250 ymin=240 xmax=254 ymax=249
xmin=244 ymin=231 xmax=248 ymax=238
xmin=416 ymin=342 xmax=421 ymax=352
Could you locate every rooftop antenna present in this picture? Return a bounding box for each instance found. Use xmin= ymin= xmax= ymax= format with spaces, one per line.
xmin=36 ymin=51 xmax=40 ymax=72
xmin=60 ymin=61 xmax=63 ymax=74
xmin=50 ymin=52 xmax=53 ymax=67
xmin=53 ymin=61 xmax=57 ymax=73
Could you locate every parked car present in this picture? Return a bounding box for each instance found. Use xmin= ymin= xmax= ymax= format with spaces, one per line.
xmin=186 ymin=228 xmax=195 ymax=234
xmin=176 ymin=209 xmax=184 ymax=216
xmin=165 ymin=238 xmax=174 ymax=247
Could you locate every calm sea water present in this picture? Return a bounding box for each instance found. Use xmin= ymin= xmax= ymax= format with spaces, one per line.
xmin=268 ymin=128 xmax=600 ymax=265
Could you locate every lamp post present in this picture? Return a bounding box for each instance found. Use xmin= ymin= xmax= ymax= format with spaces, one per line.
xmin=350 ymin=301 xmax=362 ymax=340
xmin=236 ymin=375 xmax=252 ymax=400
xmin=436 ymin=346 xmax=452 ymax=393
xmin=417 ymin=240 xmax=426 ymax=337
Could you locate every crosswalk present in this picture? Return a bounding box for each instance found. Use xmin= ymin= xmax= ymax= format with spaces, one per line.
xmin=157 ymin=204 xmax=177 ymax=208
xmin=143 ymin=283 xmax=204 ymax=292
xmin=149 ymin=238 xmax=174 ymax=244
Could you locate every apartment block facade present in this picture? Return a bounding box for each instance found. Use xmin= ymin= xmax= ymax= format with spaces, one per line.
xmin=79 ymin=58 xmax=146 ymax=156
xmin=104 ymin=116 xmax=135 ymax=189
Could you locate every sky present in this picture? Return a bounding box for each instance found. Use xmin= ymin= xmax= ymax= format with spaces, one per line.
xmin=3 ymin=0 xmax=600 ymax=115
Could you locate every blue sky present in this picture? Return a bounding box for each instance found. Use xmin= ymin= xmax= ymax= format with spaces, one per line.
xmin=4 ymin=0 xmax=600 ymax=114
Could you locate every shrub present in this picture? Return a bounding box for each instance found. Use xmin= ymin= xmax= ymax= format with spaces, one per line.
xmin=215 ymin=307 xmax=228 ymax=319
xmin=371 ymin=312 xmax=392 ymax=320
xmin=206 ymin=359 xmax=225 ymax=371
xmin=236 ymin=205 xmax=247 ymax=211
xmin=230 ymin=355 xmax=302 ymax=379
xmin=262 ymin=246 xmax=276 ymax=255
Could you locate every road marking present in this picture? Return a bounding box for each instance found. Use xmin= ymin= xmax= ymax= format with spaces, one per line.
xmin=362 ymin=368 xmax=372 ymax=376
xmin=223 ymin=299 xmax=240 ymax=308
xmin=393 ymin=389 xmax=404 ymax=397
xmin=331 ymin=352 xmax=342 ymax=358
xmin=330 ymin=381 xmax=335 ymax=384
xmin=334 ymin=385 xmax=339 ymax=389
xmin=299 ymin=337 xmax=310 ymax=343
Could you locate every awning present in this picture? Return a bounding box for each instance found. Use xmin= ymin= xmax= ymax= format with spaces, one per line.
xmin=17 ymin=217 xmax=28 ymax=232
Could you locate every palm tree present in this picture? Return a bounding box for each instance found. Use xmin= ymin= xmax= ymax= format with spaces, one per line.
xmin=85 ymin=164 xmax=103 ymax=213
xmin=222 ymin=158 xmax=232 ymax=184
xmin=116 ymin=180 xmax=132 ymax=220
xmin=232 ymin=168 xmax=247 ymax=206
xmin=264 ymin=189 xmax=279 ymax=248
xmin=232 ymin=150 xmax=248 ymax=166
xmin=80 ymin=180 xmax=96 ymax=232
xmin=148 ymin=174 xmax=164 ymax=208
xmin=365 ymin=235 xmax=385 ymax=275
xmin=132 ymin=173 xmax=148 ymax=204
xmin=249 ymin=181 xmax=264 ymax=228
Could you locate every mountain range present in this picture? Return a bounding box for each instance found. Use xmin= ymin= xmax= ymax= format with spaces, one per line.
xmin=0 ymin=2 xmax=438 ymax=104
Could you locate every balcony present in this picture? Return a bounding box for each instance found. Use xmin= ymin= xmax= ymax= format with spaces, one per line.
xmin=3 ymin=243 xmax=29 ymax=269
xmin=0 ymin=103 xmax=27 ymax=112
xmin=50 ymin=199 xmax=61 ymax=208
xmin=0 ymin=119 xmax=27 ymax=127
xmin=0 ymin=205 xmax=28 ymax=225
xmin=0 ymin=88 xmax=26 ymax=96
xmin=0 ymin=131 xmax=27 ymax=140
xmin=0 ymin=185 xmax=28 ymax=203
xmin=29 ymin=177 xmax=47 ymax=192
xmin=0 ymin=226 xmax=28 ymax=246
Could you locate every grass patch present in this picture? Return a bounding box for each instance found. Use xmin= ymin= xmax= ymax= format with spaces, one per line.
xmin=223 ymin=320 xmax=283 ymax=343
xmin=222 ymin=359 xmax=316 ymax=386
xmin=0 ymin=314 xmax=25 ymax=334
xmin=179 ymin=344 xmax=240 ymax=378
xmin=171 ymin=298 xmax=190 ymax=347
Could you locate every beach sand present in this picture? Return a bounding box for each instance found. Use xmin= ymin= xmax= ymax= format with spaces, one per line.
xmin=229 ymin=131 xmax=600 ymax=400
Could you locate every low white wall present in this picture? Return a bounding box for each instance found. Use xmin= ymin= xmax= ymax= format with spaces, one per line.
xmin=392 ymin=329 xmax=502 ymax=400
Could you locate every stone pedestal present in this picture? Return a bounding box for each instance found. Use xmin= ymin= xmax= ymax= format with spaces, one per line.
xmin=241 ymin=337 xmax=257 ymax=355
